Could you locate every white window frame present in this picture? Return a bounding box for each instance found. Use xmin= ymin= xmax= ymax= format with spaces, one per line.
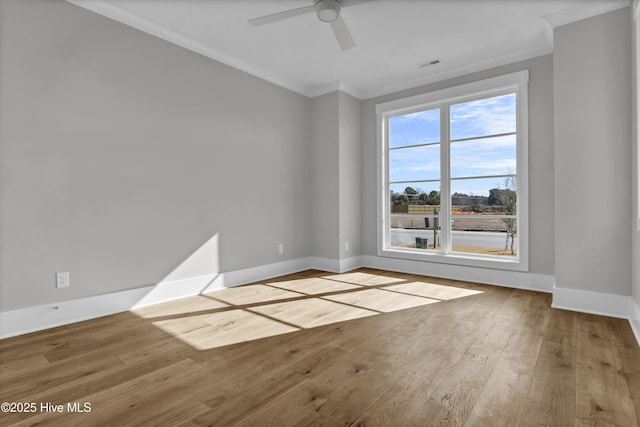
xmin=635 ymin=0 xmax=640 ymax=231
xmin=376 ymin=70 xmax=529 ymax=271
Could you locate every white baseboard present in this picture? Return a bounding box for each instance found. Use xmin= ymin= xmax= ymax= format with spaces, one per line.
xmin=360 ymin=255 xmax=555 ymax=293
xmin=551 ymin=286 xmax=631 ymax=319
xmin=630 ymin=297 xmax=640 ymax=346
xmin=133 ymin=273 xmax=221 ymax=308
xmin=307 ymin=256 xmax=342 ymax=273
xmin=0 ymin=255 xmax=553 ymax=339
xmin=3 ymin=255 xmax=637 ymax=349
xmin=0 ymin=286 xmax=153 ymax=339
xmin=0 ymin=258 xmax=310 ymax=339
xmin=210 ymin=258 xmax=312 ymax=290
xmin=340 ymin=256 xmax=365 ymax=273
xmin=552 ymin=287 xmax=640 ymax=347
xmin=307 ymin=256 xmax=364 ymax=273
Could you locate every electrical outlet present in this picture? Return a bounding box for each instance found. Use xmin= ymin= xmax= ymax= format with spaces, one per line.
xmin=56 ymin=272 xmax=70 ymax=288
xmin=278 ymin=244 xmax=284 ymax=255
xmin=345 ymin=241 xmax=350 ymax=251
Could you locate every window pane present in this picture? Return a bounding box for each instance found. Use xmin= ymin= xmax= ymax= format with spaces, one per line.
xmin=450 ymin=217 xmax=517 ymax=257
xmin=450 ymin=93 xmax=516 ymax=140
xmin=451 ymin=176 xmax=517 ymax=214
xmin=450 ymin=176 xmax=517 ymax=257
xmin=389 ymin=182 xmax=441 ymax=251
xmin=389 ymin=144 xmax=440 ymax=182
xmin=390 ymin=182 xmax=441 ymax=206
xmin=389 ymin=108 xmax=440 ymax=148
xmin=450 ymin=135 xmax=516 ymax=178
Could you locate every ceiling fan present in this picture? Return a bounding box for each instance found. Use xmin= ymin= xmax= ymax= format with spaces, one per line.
xmin=248 ymin=0 xmax=374 ymax=51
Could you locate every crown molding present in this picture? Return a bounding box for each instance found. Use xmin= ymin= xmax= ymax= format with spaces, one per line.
xmin=64 ymin=0 xmax=311 ymax=96
xmin=65 ymin=0 xmax=633 ymax=101
xmin=359 ymin=45 xmax=549 ymax=100
xmin=542 ymin=0 xmax=631 ymax=29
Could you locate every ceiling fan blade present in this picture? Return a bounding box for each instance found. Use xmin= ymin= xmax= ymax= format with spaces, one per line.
xmin=330 ymin=16 xmax=356 ymax=51
xmin=342 ymin=0 xmax=377 ymax=8
xmin=248 ymin=5 xmax=315 ymax=27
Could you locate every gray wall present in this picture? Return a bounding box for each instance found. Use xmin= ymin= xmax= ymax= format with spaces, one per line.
xmin=2 ymin=0 xmax=636 ymax=315
xmin=310 ymin=91 xmax=363 ymax=261
xmin=360 ymin=55 xmax=556 ymax=276
xmin=310 ymin=92 xmax=340 ymax=260
xmin=0 ymin=0 xmax=312 ymax=311
xmin=338 ymin=92 xmax=362 ymax=259
xmin=553 ymin=7 xmax=632 ymax=296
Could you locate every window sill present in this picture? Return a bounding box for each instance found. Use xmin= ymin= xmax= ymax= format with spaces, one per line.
xmin=378 ymin=247 xmax=529 ymax=272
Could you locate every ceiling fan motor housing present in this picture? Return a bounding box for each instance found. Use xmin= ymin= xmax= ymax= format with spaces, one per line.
xmin=315 ymin=0 xmax=342 ymax=22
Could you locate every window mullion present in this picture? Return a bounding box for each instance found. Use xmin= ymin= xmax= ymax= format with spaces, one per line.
xmin=440 ymin=103 xmax=451 ymax=254
xmin=382 ymin=114 xmax=390 ymax=251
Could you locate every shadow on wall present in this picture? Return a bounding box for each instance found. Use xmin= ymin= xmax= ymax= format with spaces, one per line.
xmin=133 ymin=233 xmax=222 ymax=308
xmin=0 ymin=233 xmax=222 ymax=338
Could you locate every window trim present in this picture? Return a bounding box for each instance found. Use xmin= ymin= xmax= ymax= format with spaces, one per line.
xmin=376 ymin=70 xmax=530 ymax=272
xmin=635 ymin=0 xmax=640 ymax=231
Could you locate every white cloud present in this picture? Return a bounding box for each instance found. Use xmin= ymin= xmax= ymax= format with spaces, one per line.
xmin=450 ymin=93 xmax=516 ymax=139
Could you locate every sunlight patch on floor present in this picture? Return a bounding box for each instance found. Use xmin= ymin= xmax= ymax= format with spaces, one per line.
xmin=383 ymin=282 xmax=484 ymax=300
xmin=265 ymin=277 xmax=363 ymax=295
xmin=321 ymin=271 xmax=407 ymax=286
xmin=207 ymin=284 xmax=304 ymax=305
xmin=323 ymin=288 xmax=439 ymax=313
xmin=138 ymin=270 xmax=486 ymax=351
xmin=248 ymin=298 xmax=378 ymax=329
xmin=133 ymin=295 xmax=229 ymax=318
xmin=152 ymin=309 xmax=299 ymax=350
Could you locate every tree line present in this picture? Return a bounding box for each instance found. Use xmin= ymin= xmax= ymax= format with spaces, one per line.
xmin=391 ymin=187 xmax=515 ymax=210
xmin=391 ymin=177 xmax=517 ymax=254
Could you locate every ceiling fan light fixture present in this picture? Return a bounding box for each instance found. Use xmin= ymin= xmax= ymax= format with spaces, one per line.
xmin=315 ymin=0 xmax=342 ymax=22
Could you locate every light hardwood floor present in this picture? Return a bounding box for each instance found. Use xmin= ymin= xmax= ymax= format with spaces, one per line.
xmin=1 ymin=268 xmax=639 ymax=426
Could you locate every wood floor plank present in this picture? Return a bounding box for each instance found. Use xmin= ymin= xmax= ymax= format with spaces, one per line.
xmin=69 ymin=361 xmax=212 ymax=426
xmin=620 ymin=344 xmax=640 ymax=426
xmin=9 ymin=358 xmax=209 ymax=427
xmin=407 ymin=290 xmax=530 ymax=426
xmin=247 ymin=297 xmax=378 ymax=329
xmin=121 ymin=393 xmax=210 ymax=427
xmin=288 ymin=345 xmax=349 ymax=378
xmin=350 ymin=302 xmax=498 ymax=426
xmin=0 ymin=329 xmax=98 ymax=364
xmin=233 ymin=347 xmax=384 ymax=425
xmin=463 ymin=294 xmax=544 ymax=427
xmin=0 ymin=353 xmax=125 ymax=402
xmin=519 ymin=340 xmax=576 ymax=426
xmin=328 ymin=286 xmax=513 ymax=425
xmin=0 ymin=342 xmax=202 ymax=426
xmin=261 ymin=276 xmax=364 ymax=295
xmin=189 ymin=368 xmax=307 ymax=426
xmin=1 ymin=268 xmax=639 ymax=426
xmin=543 ymin=307 xmax=578 ymax=346
xmin=575 ymin=313 xmax=639 ymax=426
xmin=0 ymin=354 xmax=51 ymax=381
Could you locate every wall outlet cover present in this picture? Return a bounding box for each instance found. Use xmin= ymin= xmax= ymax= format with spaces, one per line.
xmin=56 ymin=272 xmax=70 ymax=288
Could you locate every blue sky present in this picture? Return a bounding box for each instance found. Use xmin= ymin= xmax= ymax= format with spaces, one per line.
xmin=389 ymin=93 xmax=516 ymax=197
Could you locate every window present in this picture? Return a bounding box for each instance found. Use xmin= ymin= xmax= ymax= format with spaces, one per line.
xmin=376 ymin=71 xmax=529 ymax=271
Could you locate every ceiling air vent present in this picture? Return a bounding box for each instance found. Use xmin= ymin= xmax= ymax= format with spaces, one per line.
xmin=417 ymin=58 xmax=442 ymax=68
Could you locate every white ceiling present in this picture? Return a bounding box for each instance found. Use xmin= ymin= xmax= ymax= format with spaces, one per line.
xmin=66 ymin=0 xmax=630 ymax=99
